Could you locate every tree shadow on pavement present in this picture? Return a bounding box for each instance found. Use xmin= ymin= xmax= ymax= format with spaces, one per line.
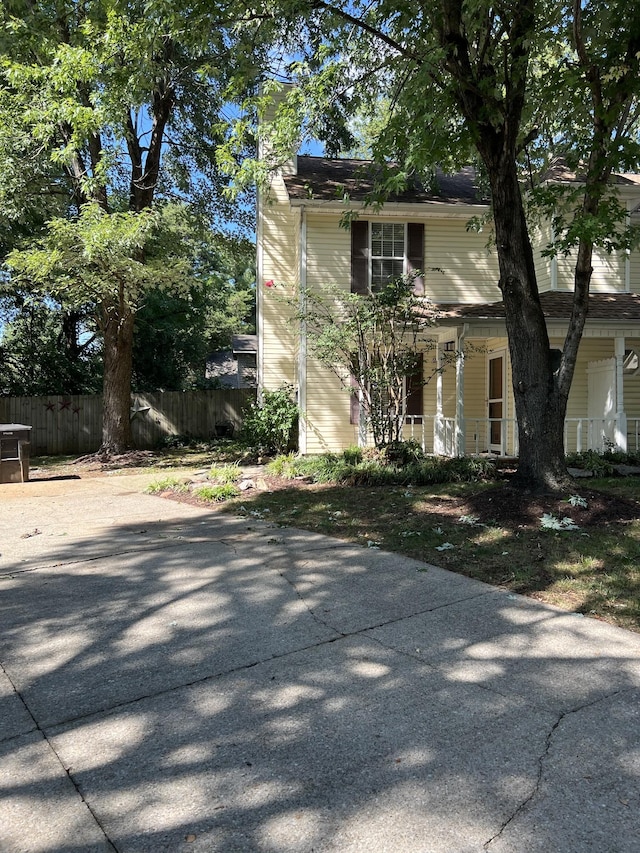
xmin=1 ymin=508 xmax=639 ymax=852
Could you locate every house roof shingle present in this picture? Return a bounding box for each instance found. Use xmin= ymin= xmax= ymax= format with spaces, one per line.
xmin=435 ymin=291 xmax=640 ymax=322
xmin=283 ymin=156 xmax=488 ymax=206
xmin=232 ymin=334 xmax=258 ymax=354
xmin=542 ymin=158 xmax=640 ymax=187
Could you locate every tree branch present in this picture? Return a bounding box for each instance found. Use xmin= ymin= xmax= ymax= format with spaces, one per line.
xmin=311 ymin=0 xmax=424 ymax=63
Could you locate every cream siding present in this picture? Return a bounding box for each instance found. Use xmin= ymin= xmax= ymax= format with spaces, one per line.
xmin=589 ymin=249 xmax=626 ymax=292
xmin=304 ymin=362 xmax=359 ymax=454
xmin=305 ymin=214 xmax=351 ymax=290
xmin=302 ymin=214 xmax=353 ymax=452
xmin=531 ymin=221 xmax=553 ymax=293
xmin=630 ymin=247 xmax=640 ymax=294
xmin=555 ymin=246 xmax=627 ymax=292
xmin=423 ymin=219 xmax=501 ymax=303
xmin=260 ymin=175 xmax=300 ymax=392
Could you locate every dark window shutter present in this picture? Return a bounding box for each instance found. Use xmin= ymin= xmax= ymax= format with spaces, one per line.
xmin=351 ymin=220 xmax=369 ymax=294
xmin=405 ymin=353 xmax=423 ymax=423
xmin=350 ymin=375 xmax=360 ymax=425
xmin=407 ymin=222 xmax=425 ymax=295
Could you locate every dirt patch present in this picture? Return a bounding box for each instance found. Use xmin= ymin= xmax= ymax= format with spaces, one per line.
xmin=462 ymin=483 xmax=640 ymax=529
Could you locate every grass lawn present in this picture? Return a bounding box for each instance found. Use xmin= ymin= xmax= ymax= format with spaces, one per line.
xmin=219 ymin=476 xmax=640 ymax=633
xmin=30 ymin=446 xmax=640 ymax=633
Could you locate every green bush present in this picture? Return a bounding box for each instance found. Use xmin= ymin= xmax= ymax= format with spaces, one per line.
xmin=379 ymin=439 xmax=426 ymax=465
xmin=145 ymin=476 xmax=190 ymax=494
xmin=209 ymin=463 xmax=241 ymax=484
xmin=192 ymin=483 xmax=239 ymax=502
xmin=240 ymin=386 xmax=299 ymax=455
xmin=265 ymin=450 xmax=498 ymax=487
xmin=441 ymin=456 xmax=498 ymax=482
xmin=565 ymin=450 xmax=615 ymax=476
xmin=343 ymin=445 xmax=363 ymax=465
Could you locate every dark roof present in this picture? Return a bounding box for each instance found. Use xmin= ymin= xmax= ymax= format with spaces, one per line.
xmin=542 ymin=157 xmax=640 ymax=186
xmin=436 ymin=291 xmax=640 ymax=322
xmin=283 ymin=156 xmax=487 ymax=206
xmin=232 ymin=334 xmax=258 ymax=354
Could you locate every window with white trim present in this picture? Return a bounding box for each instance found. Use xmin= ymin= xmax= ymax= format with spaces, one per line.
xmin=351 ymin=220 xmax=424 ymax=296
xmin=370 ymin=223 xmax=405 ymax=290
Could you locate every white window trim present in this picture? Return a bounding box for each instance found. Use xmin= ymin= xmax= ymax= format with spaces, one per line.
xmin=369 ymin=222 xmax=408 ymax=291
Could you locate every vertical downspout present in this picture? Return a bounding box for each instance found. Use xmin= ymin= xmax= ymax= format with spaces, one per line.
xmin=455 ymin=325 xmax=467 ymax=456
xmin=298 ymin=206 xmax=307 ymax=454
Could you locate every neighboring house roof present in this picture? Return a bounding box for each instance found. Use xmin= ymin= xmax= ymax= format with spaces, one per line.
xmin=205 ymin=350 xmax=238 ymax=384
xmin=542 ymin=157 xmax=640 ymax=187
xmin=206 ymin=335 xmax=258 ymax=388
xmin=283 ymin=156 xmax=488 ymax=206
xmin=232 ymin=334 xmax=258 ymax=354
xmin=436 ymin=292 xmax=640 ymax=322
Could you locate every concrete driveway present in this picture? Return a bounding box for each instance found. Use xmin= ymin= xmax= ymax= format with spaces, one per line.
xmin=1 ymin=475 xmax=639 ymax=853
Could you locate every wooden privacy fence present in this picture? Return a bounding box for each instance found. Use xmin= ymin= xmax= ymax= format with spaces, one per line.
xmin=0 ymin=389 xmax=256 ymax=456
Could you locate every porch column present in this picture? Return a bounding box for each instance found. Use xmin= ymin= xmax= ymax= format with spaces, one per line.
xmin=434 ymin=342 xmax=445 ymax=454
xmin=455 ymin=326 xmax=466 ymax=456
xmin=615 ymin=336 xmax=628 ymax=452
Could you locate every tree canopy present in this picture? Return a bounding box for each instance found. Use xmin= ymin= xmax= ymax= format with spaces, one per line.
xmin=0 ymin=0 xmax=262 ymax=451
xmin=243 ymin=0 xmax=640 ymax=489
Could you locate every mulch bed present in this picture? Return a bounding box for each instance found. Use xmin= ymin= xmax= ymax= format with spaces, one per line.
xmin=244 ymin=473 xmax=640 ymax=531
xmin=462 ymin=483 xmax=640 ymax=529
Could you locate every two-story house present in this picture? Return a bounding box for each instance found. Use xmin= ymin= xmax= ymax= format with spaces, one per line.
xmin=257 ymin=149 xmax=640 ymax=457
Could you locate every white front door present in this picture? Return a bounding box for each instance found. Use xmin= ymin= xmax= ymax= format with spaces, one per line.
xmin=488 ymin=353 xmax=505 ymax=454
xmin=587 ymin=358 xmax=616 ymax=450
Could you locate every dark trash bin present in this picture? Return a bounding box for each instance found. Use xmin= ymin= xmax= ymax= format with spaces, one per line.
xmin=0 ymin=424 xmax=32 ymax=483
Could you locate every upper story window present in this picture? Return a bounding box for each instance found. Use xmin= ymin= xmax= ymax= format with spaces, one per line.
xmin=351 ymin=220 xmax=425 ymax=296
xmin=371 ymin=223 xmax=405 ymax=289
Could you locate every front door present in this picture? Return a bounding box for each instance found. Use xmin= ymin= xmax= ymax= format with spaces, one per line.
xmin=488 ymin=353 xmax=505 ymax=454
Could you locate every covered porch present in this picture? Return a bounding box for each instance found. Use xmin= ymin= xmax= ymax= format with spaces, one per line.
xmin=404 ymin=292 xmax=640 ymax=458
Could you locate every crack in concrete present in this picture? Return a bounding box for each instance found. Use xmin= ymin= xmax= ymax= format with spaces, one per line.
xmin=276 ymin=567 xmax=348 ymax=637
xmin=276 ymin=555 xmax=495 ymax=637
xmin=483 ymin=687 xmax=633 ymax=850
xmin=0 ymin=660 xmax=119 ymax=851
xmin=483 ymin=709 xmax=565 ymax=850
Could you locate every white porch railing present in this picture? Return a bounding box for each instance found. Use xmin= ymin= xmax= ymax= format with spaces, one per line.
xmin=564 ymin=417 xmax=640 ymax=453
xmin=402 ymin=415 xmax=640 ymax=457
xmin=628 ymin=419 xmax=640 ymax=452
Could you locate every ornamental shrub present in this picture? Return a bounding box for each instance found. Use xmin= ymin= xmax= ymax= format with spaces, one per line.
xmin=240 ymin=385 xmax=299 ymax=455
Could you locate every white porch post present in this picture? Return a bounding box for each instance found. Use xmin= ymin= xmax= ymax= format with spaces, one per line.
xmin=455 ymin=326 xmax=466 ymax=456
xmin=434 ymin=341 xmax=445 ymax=454
xmin=615 ymin=336 xmax=628 ymax=452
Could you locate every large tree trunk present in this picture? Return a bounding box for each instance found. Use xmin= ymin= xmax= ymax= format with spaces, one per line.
xmin=489 ymin=161 xmax=571 ymax=491
xmin=100 ymin=301 xmax=135 ymax=455
xmin=438 ymin=0 xmax=575 ymax=491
